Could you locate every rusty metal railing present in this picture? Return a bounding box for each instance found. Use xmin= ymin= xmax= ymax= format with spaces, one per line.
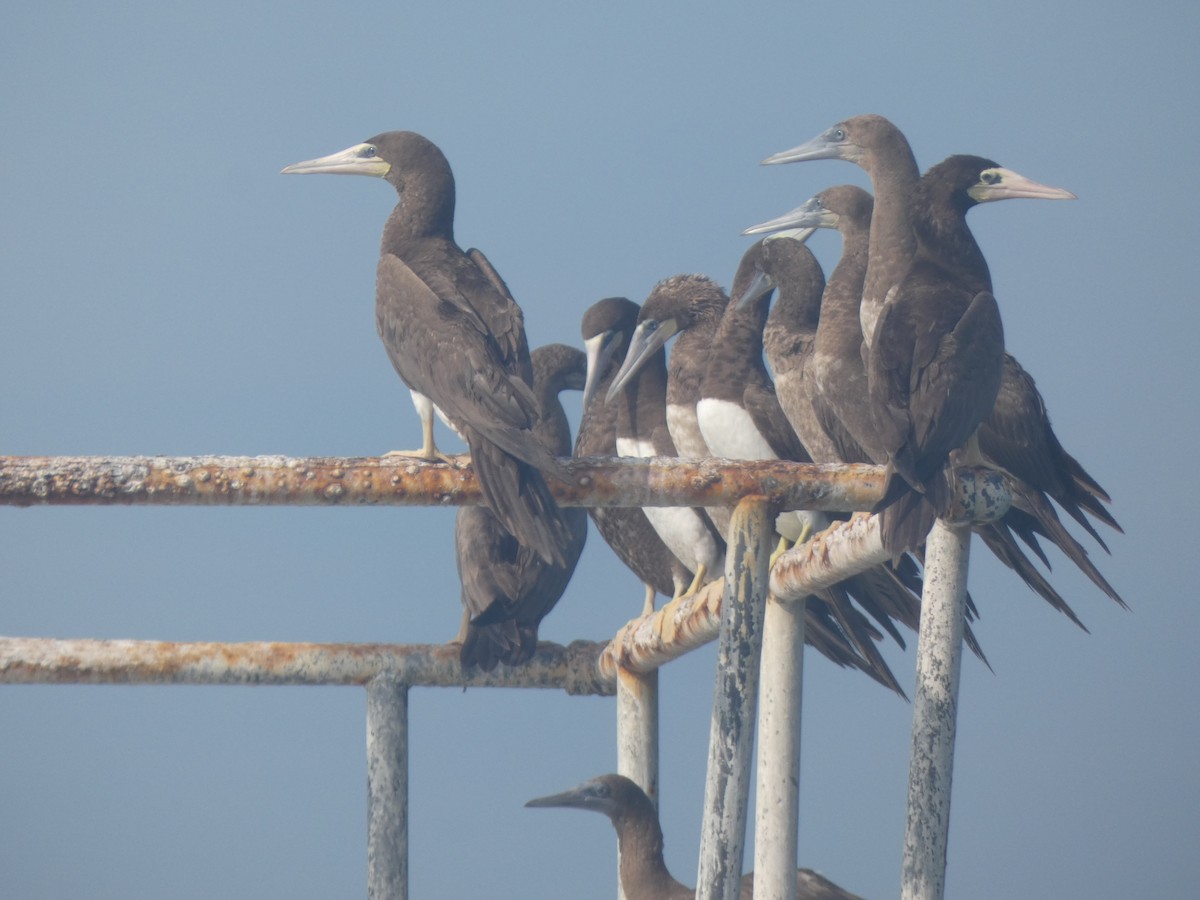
xmin=0 ymin=454 xmax=1002 ymax=900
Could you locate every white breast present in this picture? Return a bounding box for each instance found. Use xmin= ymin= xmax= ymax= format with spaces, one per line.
xmin=696 ymin=398 xmax=777 ymax=460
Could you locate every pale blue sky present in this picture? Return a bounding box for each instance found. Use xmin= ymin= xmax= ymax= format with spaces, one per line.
xmin=2 ymin=3 xmax=1196 ymax=898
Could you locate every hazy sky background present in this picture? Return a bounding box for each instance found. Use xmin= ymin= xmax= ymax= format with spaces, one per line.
xmin=2 ymin=3 xmax=1196 ymax=898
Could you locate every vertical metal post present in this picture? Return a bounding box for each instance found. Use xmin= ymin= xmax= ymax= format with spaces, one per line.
xmin=367 ymin=675 xmax=409 ymax=900
xmin=901 ymin=519 xmax=971 ymax=900
xmin=753 ymin=593 xmax=805 ymax=900
xmin=616 ymin=665 xmax=660 ymax=900
xmin=696 ymin=496 xmax=772 ymax=900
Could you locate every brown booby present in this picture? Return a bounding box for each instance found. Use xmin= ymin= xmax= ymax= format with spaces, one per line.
xmin=282 ymin=131 xmax=574 ymax=567
xmin=607 ymin=275 xmax=733 ymax=535
xmin=456 ymin=343 xmax=589 ymax=670
xmin=746 ymin=187 xmax=880 ymax=467
xmin=577 ymin=297 xmax=693 ymax=602
xmin=526 ymin=774 xmax=865 ymax=900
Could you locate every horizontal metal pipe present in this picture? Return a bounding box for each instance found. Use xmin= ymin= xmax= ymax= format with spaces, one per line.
xmin=769 ymin=468 xmax=1013 ymax=603
xmin=0 ymin=636 xmax=613 ymax=695
xmin=0 ymin=455 xmax=886 ymax=512
xmin=598 ymin=579 xmax=726 ymax=680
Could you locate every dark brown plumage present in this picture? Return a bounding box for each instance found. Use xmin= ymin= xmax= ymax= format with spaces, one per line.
xmin=866 ymin=155 xmax=1009 ymax=552
xmin=456 ymin=344 xmax=589 ymax=670
xmin=527 ymin=774 xmax=864 ymax=900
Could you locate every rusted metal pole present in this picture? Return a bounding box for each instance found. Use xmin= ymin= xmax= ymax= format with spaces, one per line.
xmin=900 ymin=470 xmax=1012 ymax=900
xmin=616 ymin=664 xmax=659 ymax=900
xmin=0 ymin=455 xmax=886 ymax=512
xmin=367 ymin=675 xmax=409 ymax=900
xmin=753 ymin=593 xmax=806 ymax=900
xmin=616 ymin=667 xmax=659 ymax=802
xmin=0 ymin=637 xmax=614 ymax=695
xmin=696 ymin=497 xmax=772 ymax=900
xmin=901 ymin=519 xmax=970 ymax=900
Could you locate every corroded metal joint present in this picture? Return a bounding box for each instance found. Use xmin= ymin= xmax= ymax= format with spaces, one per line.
xmin=941 ymin=467 xmax=1012 ymax=526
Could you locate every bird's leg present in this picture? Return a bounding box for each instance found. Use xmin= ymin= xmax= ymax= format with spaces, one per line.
xmin=641 ymin=583 xmax=657 ymax=616
xmin=382 ymin=394 xmax=459 ymax=464
xmin=768 ymin=534 xmax=794 ymax=569
xmin=681 ymin=562 xmax=707 ymax=598
xmin=451 ymin=609 xmax=470 ymax=644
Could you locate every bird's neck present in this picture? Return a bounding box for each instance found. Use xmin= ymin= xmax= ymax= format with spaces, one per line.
xmin=913 ymin=211 xmax=992 ymax=294
xmin=380 ymin=182 xmax=456 ymax=252
xmin=614 ymin=812 xmax=689 ymax=900
xmin=862 ymin=155 xmax=920 ymax=344
xmin=615 ymin=353 xmax=667 ymax=444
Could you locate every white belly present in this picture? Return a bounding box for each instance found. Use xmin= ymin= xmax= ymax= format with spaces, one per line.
xmin=697 ymin=398 xmax=777 ymax=459
xmin=617 ymin=436 xmax=724 ymax=573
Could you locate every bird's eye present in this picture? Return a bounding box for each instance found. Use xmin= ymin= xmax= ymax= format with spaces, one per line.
xmin=595 ymin=783 xmax=610 ymax=798
xmin=363 ymin=145 xmax=378 ymax=158
xmin=832 ymin=128 xmax=846 ymax=141
xmin=644 ymin=321 xmax=659 ymax=333
xmin=980 ymin=169 xmax=1001 ymax=185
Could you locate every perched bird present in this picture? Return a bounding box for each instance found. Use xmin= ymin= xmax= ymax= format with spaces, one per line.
xmin=282 ymin=131 xmax=574 ymax=566
xmin=456 ymin=344 xmax=589 ymax=670
xmin=604 ymin=289 xmax=726 ymax=598
xmin=527 ymin=774 xmax=864 ymax=900
xmin=577 ymin=297 xmax=694 ymax=604
xmin=607 ymin=275 xmax=731 ymax=535
xmin=746 ymin=187 xmax=880 ymax=467
xmin=863 ymin=154 xmax=1019 ymax=552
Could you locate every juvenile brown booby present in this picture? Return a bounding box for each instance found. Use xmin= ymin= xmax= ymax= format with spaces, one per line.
xmin=576 ymin=297 xmax=693 ymax=602
xmin=282 ymin=131 xmax=574 ymax=566
xmin=526 ymin=774 xmax=864 ymax=900
xmin=604 ymin=292 xmax=726 ymax=597
xmin=607 ymin=275 xmax=733 ymax=535
xmin=763 ymin=114 xmax=918 ymax=347
xmin=745 ymin=186 xmax=880 ymax=466
xmin=456 ymin=343 xmax=589 ymax=670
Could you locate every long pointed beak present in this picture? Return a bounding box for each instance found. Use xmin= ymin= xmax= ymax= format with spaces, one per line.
xmin=524 ymin=788 xmax=587 ymax=810
xmin=281 ymin=143 xmax=391 ymax=177
xmin=761 ymin=126 xmax=852 ymax=165
xmin=605 ymin=319 xmax=677 ymax=403
xmin=735 ymin=268 xmax=774 ymax=309
xmin=969 ymin=167 xmax=1077 ymax=202
xmin=744 ymin=197 xmax=836 ymax=235
xmin=581 ymin=332 xmax=619 ymax=412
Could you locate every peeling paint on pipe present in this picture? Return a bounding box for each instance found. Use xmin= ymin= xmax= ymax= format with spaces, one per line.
xmin=0 ymin=455 xmax=887 ymax=511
